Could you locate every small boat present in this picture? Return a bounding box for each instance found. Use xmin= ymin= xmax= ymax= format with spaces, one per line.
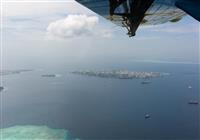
xmin=41 ymin=74 xmax=57 ymax=77
xmin=141 ymin=81 xmax=151 ymax=84
xmin=188 ymin=100 xmax=199 ymax=105
xmin=145 ymin=114 xmax=150 ymax=119
xmin=188 ymin=86 xmax=192 ymax=89
xmin=0 ymin=86 xmax=4 ymax=92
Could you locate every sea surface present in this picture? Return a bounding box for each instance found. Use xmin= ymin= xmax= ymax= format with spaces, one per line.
xmin=1 ymin=62 xmax=199 ymax=140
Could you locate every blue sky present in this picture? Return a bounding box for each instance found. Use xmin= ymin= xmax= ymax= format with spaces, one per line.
xmin=2 ymin=1 xmax=200 ymax=69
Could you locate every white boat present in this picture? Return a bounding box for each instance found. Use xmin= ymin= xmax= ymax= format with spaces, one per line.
xmin=145 ymin=114 xmax=150 ymax=119
xmin=188 ymin=100 xmax=199 ymax=105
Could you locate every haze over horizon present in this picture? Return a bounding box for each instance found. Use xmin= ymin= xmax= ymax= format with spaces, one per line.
xmin=1 ymin=1 xmax=199 ymax=70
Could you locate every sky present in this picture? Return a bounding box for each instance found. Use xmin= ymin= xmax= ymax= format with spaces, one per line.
xmin=1 ymin=0 xmax=200 ymax=69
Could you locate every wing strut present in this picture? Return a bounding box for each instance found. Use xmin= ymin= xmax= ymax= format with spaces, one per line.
xmin=109 ymin=0 xmax=155 ymax=37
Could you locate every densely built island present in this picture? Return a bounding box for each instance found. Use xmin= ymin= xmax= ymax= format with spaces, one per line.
xmin=72 ymin=70 xmax=169 ymax=79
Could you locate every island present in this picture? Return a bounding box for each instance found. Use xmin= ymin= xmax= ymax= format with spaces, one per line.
xmin=72 ymin=70 xmax=169 ymax=80
xmin=0 ymin=69 xmax=33 ymax=76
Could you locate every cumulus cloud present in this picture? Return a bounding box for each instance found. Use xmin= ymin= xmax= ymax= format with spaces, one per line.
xmin=47 ymin=14 xmax=112 ymax=39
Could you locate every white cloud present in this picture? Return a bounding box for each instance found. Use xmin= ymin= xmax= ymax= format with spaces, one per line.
xmin=47 ymin=14 xmax=112 ymax=39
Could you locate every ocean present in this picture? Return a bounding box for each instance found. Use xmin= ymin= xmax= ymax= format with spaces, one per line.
xmin=1 ymin=62 xmax=199 ymax=140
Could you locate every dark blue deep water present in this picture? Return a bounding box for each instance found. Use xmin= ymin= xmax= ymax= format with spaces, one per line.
xmin=1 ymin=62 xmax=199 ymax=140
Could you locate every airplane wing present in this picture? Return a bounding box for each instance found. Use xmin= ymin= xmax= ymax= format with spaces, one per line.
xmin=75 ymin=0 xmax=199 ymax=37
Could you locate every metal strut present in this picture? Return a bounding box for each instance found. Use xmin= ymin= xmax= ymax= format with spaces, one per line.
xmin=109 ymin=0 xmax=155 ymax=37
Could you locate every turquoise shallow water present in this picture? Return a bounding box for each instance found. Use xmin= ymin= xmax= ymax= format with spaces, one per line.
xmin=1 ymin=62 xmax=199 ymax=140
xmin=1 ymin=125 xmax=79 ymax=140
